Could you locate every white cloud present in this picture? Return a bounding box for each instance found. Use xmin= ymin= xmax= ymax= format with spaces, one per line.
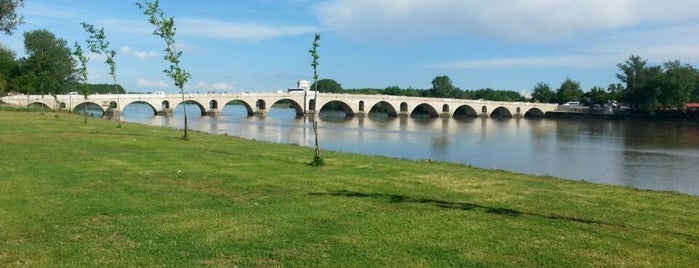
xmin=194 ymin=81 xmax=236 ymax=91
xmin=137 ymin=78 xmax=169 ymax=88
xmin=121 ymin=46 xmax=160 ymax=59
xmin=178 ymin=18 xmax=316 ymax=41
xmin=314 ymin=0 xmax=699 ymax=42
xmin=424 ymin=55 xmax=614 ymax=70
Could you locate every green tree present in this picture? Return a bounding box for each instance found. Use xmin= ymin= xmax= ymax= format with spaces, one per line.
xmin=0 ymin=44 xmax=18 ymax=95
xmin=14 ymin=30 xmax=76 ymax=96
xmin=311 ymin=78 xmax=342 ymax=93
xmin=308 ymin=33 xmax=322 ymax=166
xmin=531 ymin=82 xmax=555 ymax=103
xmin=430 ymin=75 xmax=458 ymax=98
xmin=661 ymin=60 xmax=696 ymax=109
xmin=607 ymin=83 xmax=624 ymax=101
xmin=584 ymin=86 xmax=609 ymax=105
xmin=72 ymin=42 xmax=89 ymax=123
xmin=556 ymin=78 xmax=584 ymax=104
xmin=0 ymin=0 xmax=24 ymax=35
xmin=81 ymin=22 xmax=121 ymax=127
xmin=138 ymin=0 xmax=192 ymax=139
xmin=616 ymin=55 xmax=665 ymax=112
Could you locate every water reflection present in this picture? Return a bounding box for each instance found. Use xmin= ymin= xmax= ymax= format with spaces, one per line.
xmin=120 ymin=103 xmax=699 ymax=195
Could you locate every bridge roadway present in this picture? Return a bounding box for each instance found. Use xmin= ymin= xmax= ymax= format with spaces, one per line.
xmin=1 ymin=92 xmax=558 ymax=118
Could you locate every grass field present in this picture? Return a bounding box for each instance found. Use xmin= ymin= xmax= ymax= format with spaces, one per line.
xmin=1 ymin=110 xmax=698 ymax=267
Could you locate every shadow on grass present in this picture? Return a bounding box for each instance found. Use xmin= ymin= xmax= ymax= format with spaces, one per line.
xmin=310 ymin=190 xmax=699 ymax=241
xmin=311 ymin=190 xmax=601 ymax=224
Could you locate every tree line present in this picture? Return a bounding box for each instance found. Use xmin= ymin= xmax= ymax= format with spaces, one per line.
xmin=311 ymin=55 xmax=699 ymax=113
xmin=312 ymin=76 xmax=526 ymax=102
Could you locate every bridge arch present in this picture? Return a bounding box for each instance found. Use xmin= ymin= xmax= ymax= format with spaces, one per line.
xmin=222 ymin=100 xmax=254 ymax=116
xmin=358 ymin=101 xmax=365 ymax=112
xmin=442 ymin=104 xmax=450 ymax=113
xmin=319 ymin=100 xmax=354 ymax=117
xmin=256 ymin=99 xmax=266 ymax=110
xmin=524 ymin=107 xmax=546 ymax=118
xmin=173 ymin=100 xmax=206 ymax=116
xmin=124 ymin=101 xmax=158 ymax=115
xmin=368 ymin=101 xmax=398 ymax=116
xmin=453 ymin=105 xmax=478 ymax=118
xmin=410 ymin=103 xmax=439 ymax=118
xmin=270 ymin=98 xmax=304 ymax=116
xmin=400 ymin=102 xmax=408 ymax=113
xmin=490 ymin=106 xmax=513 ymax=118
xmin=210 ymin=100 xmax=218 ymax=110
xmin=28 ymin=102 xmax=51 ymax=110
xmin=73 ymin=102 xmax=105 ymax=114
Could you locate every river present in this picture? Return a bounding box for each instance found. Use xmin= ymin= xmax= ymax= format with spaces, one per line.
xmin=109 ymin=103 xmax=699 ymax=195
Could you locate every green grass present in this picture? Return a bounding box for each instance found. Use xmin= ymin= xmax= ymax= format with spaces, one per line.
xmin=1 ymin=110 xmax=698 ymax=267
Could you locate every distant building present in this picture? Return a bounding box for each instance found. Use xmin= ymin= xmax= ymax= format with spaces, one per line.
xmin=288 ymin=80 xmax=311 ymax=93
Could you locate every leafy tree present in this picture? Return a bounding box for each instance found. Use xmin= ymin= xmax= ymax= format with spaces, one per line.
xmin=0 ymin=0 xmax=24 ymax=35
xmin=556 ymin=78 xmax=584 ymax=104
xmin=607 ymin=83 xmax=624 ymax=101
xmin=0 ymin=44 xmax=18 ymax=95
xmin=430 ymin=75 xmax=458 ymax=98
xmin=616 ymin=55 xmax=664 ymax=112
xmin=72 ymin=42 xmax=89 ymax=123
xmin=308 ymin=33 xmax=322 ymax=166
xmin=311 ymin=78 xmax=342 ymax=93
xmin=584 ymin=86 xmax=609 ymax=105
xmin=14 ymin=30 xmax=76 ymax=96
xmin=86 ymin=83 xmax=125 ymax=94
xmin=138 ymin=0 xmax=191 ymax=139
xmin=531 ymin=82 xmax=555 ymax=103
xmin=660 ymin=60 xmax=696 ymax=109
xmin=81 ymin=22 xmax=121 ymax=127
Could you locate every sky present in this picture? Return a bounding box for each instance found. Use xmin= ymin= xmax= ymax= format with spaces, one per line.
xmin=3 ymin=0 xmax=699 ymax=95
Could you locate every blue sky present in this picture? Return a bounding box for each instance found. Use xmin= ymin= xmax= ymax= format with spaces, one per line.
xmin=3 ymin=0 xmax=699 ymax=95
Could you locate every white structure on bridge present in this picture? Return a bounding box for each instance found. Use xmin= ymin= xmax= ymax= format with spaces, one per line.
xmin=1 ymin=92 xmax=558 ymax=118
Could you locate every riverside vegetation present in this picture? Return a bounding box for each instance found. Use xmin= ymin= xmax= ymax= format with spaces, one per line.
xmin=1 ymin=110 xmax=698 ymax=267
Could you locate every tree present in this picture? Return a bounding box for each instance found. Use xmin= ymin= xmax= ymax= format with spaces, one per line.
xmin=0 ymin=0 xmax=24 ymax=35
xmin=14 ymin=30 xmax=76 ymax=96
xmin=308 ymin=33 xmax=323 ymax=166
xmin=616 ymin=55 xmax=664 ymax=112
xmin=72 ymin=42 xmax=89 ymax=123
xmin=585 ymin=86 xmax=609 ymax=105
xmin=81 ymin=22 xmax=121 ymax=127
xmin=556 ymin=78 xmax=584 ymax=104
xmin=660 ymin=60 xmax=696 ymax=109
xmin=430 ymin=75 xmax=457 ymax=98
xmin=137 ymin=0 xmax=191 ymax=139
xmin=607 ymin=83 xmax=624 ymax=101
xmin=531 ymin=82 xmax=555 ymax=103
xmin=311 ymin=78 xmax=342 ymax=93
xmin=0 ymin=44 xmax=18 ymax=95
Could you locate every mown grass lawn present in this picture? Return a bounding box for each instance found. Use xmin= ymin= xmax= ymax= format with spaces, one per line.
xmin=1 ymin=110 xmax=698 ymax=267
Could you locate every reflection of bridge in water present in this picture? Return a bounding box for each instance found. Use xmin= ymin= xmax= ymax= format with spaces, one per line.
xmin=2 ymin=92 xmax=558 ymax=118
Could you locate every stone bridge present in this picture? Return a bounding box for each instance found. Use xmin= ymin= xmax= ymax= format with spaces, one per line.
xmin=1 ymin=92 xmax=558 ymax=118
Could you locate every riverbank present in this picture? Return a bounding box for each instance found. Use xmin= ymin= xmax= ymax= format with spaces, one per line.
xmin=1 ymin=110 xmax=698 ymax=267
xmin=546 ymin=109 xmax=699 ymax=122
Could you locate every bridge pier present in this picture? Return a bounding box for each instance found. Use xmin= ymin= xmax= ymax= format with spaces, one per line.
xmin=207 ymin=109 xmax=221 ymax=116
xmin=354 ymin=112 xmax=367 ymax=117
xmin=157 ymin=109 xmax=173 ymax=116
xmin=104 ymin=109 xmax=121 ymax=117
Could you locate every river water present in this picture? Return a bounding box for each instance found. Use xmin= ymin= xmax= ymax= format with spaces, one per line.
xmin=114 ymin=103 xmax=699 ymax=195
